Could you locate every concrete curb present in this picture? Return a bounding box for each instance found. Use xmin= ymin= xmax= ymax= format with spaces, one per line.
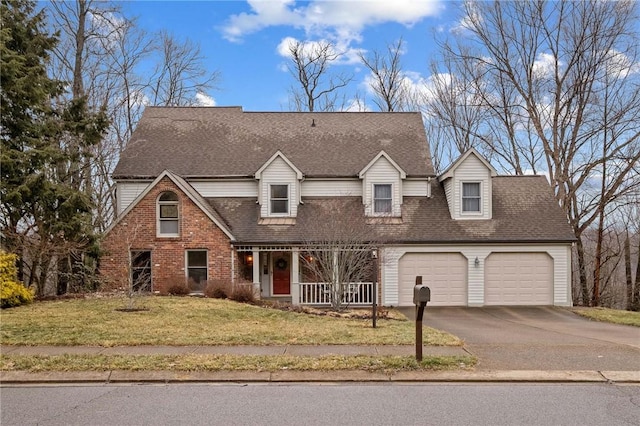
xmin=2 ymin=370 xmax=638 ymax=385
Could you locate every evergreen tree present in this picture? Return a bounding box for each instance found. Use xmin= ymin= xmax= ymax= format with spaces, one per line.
xmin=1 ymin=0 xmax=107 ymax=295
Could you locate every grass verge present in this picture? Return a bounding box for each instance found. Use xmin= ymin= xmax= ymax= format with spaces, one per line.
xmin=0 ymin=296 xmax=461 ymax=346
xmin=0 ymin=354 xmax=476 ymax=373
xmin=571 ymin=307 xmax=640 ymax=327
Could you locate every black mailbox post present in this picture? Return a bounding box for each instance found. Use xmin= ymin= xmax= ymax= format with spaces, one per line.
xmin=414 ymin=276 xmax=431 ymax=361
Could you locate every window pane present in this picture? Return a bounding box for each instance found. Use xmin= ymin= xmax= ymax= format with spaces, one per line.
xmin=131 ymin=251 xmax=151 ymax=292
xmin=374 ymin=184 xmax=392 ymax=199
xmin=188 ymin=268 xmax=207 ymax=284
xmin=375 ymin=199 xmax=392 ymax=213
xmin=160 ymin=204 xmax=178 ymax=218
xmin=271 ymin=199 xmax=288 ymax=214
xmin=271 ymin=185 xmax=288 ymax=199
xmin=188 ymin=251 xmax=207 ymax=267
xmin=160 ymin=220 xmax=178 ymax=234
xmin=463 ymin=198 xmax=480 ymax=212
xmin=131 ymin=251 xmax=151 ymax=268
xmin=463 ymin=183 xmax=480 ymax=197
xmin=159 ymin=191 xmax=178 ymax=201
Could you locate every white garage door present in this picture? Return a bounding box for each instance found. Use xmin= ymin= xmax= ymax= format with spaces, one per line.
xmin=485 ymin=252 xmax=553 ymax=305
xmin=398 ymin=253 xmax=467 ymax=306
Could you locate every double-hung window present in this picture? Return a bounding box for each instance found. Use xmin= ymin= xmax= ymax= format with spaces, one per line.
xmin=373 ymin=184 xmax=393 ymax=214
xmin=158 ymin=191 xmax=179 ymax=236
xmin=186 ymin=250 xmax=208 ymax=284
xmin=270 ymin=184 xmax=289 ymax=215
xmin=462 ymin=182 xmax=481 ymax=213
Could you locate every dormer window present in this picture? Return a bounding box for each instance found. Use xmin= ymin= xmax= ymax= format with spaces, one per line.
xmin=270 ymin=184 xmax=289 ymax=215
xmin=373 ymin=184 xmax=393 ymax=214
xmin=158 ymin=191 xmax=179 ymax=236
xmin=462 ymin=182 xmax=481 ymax=213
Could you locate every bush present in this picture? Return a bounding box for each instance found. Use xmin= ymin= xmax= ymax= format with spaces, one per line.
xmin=230 ymin=283 xmax=256 ymax=304
xmin=204 ymin=279 xmax=231 ymax=299
xmin=167 ymin=281 xmax=190 ymax=296
xmin=0 ymin=251 xmax=34 ymax=308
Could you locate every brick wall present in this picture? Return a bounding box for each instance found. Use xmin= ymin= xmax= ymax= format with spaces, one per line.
xmin=100 ymin=177 xmax=233 ymax=292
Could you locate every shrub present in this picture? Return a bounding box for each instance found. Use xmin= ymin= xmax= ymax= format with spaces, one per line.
xmin=230 ymin=283 xmax=256 ymax=304
xmin=204 ymin=279 xmax=231 ymax=299
xmin=0 ymin=251 xmax=34 ymax=308
xmin=167 ymin=281 xmax=190 ymax=296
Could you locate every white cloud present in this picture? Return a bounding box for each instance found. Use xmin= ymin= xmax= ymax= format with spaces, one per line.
xmin=532 ymin=53 xmax=557 ymax=79
xmin=195 ymin=92 xmax=216 ymax=107
xmin=342 ymin=98 xmax=371 ymax=112
xmin=450 ymin=3 xmax=481 ymax=35
xmin=276 ymin=36 xmax=363 ymax=66
xmin=222 ymin=0 xmax=442 ymax=42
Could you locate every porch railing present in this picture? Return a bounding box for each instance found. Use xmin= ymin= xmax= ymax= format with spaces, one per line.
xmin=298 ymin=282 xmax=373 ymax=306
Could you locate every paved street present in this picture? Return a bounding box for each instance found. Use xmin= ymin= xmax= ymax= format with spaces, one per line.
xmin=401 ymin=306 xmax=640 ymax=371
xmin=2 ymin=382 xmax=639 ymax=425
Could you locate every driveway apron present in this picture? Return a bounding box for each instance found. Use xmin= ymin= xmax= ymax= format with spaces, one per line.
xmin=401 ymin=306 xmax=640 ymax=371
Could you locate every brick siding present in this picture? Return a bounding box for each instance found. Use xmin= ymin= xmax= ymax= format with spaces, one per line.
xmin=100 ymin=177 xmax=234 ymax=292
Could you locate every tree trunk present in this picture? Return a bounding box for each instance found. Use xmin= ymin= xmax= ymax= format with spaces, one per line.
xmin=575 ymin=237 xmax=590 ymax=306
xmin=633 ymin=236 xmax=640 ymax=312
xmin=591 ymin=211 xmax=605 ymax=307
xmin=625 ymin=233 xmax=633 ymax=310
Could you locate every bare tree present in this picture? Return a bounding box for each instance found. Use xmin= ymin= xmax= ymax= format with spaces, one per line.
xmin=285 ymin=39 xmax=353 ymax=112
xmin=429 ymin=0 xmax=640 ymax=305
xmin=298 ymin=200 xmax=378 ymax=311
xmin=359 ymin=38 xmax=412 ymax=112
xmin=148 ymin=30 xmax=219 ymax=107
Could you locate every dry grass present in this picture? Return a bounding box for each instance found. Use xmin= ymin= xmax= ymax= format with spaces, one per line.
xmin=571 ymin=307 xmax=640 ymax=327
xmin=0 ymin=296 xmax=461 ymax=346
xmin=0 ymin=354 xmax=476 ymax=373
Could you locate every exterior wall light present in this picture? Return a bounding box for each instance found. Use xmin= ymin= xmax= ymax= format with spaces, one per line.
xmin=474 ymin=256 xmax=480 ymax=267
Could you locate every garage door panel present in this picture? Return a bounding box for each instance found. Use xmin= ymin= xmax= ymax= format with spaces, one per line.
xmin=399 ymin=253 xmax=467 ymax=306
xmin=485 ymin=253 xmax=553 ymax=306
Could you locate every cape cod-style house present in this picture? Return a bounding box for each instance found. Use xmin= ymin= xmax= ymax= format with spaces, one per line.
xmin=101 ymin=106 xmax=576 ymax=307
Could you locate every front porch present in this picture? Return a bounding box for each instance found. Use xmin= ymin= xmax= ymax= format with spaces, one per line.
xmin=237 ymin=246 xmax=375 ymax=307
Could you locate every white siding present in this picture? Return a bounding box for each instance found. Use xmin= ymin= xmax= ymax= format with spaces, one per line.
xmin=117 ymin=181 xmax=152 ymax=214
xmin=191 ymin=180 xmax=257 ymax=197
xmin=451 ymin=154 xmax=492 ymax=219
xmin=443 ymin=179 xmax=454 ymax=218
xmin=361 ymin=156 xmax=402 ymax=216
xmin=301 ymin=180 xmax=362 ymax=197
xmin=259 ymin=156 xmax=299 ymax=217
xmin=403 ymin=180 xmax=429 ymax=197
xmin=383 ymin=244 xmax=572 ymax=307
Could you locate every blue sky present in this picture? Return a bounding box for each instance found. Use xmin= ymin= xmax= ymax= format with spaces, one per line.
xmin=120 ymin=0 xmax=463 ymax=111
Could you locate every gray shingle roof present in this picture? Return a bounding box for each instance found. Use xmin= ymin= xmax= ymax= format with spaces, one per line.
xmin=112 ymin=107 xmax=434 ymax=179
xmin=207 ymin=176 xmax=575 ymax=245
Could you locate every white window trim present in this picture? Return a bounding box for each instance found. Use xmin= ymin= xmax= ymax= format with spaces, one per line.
xmin=156 ymin=192 xmax=180 ymax=237
xmin=461 ymin=181 xmax=482 ymax=215
xmin=269 ymin=183 xmax=290 ymax=217
xmin=371 ymin=183 xmax=394 ymax=216
xmin=185 ymin=249 xmax=208 ymax=284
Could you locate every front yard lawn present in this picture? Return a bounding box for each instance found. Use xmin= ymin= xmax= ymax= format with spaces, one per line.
xmin=571 ymin=307 xmax=640 ymax=327
xmin=0 ymin=353 xmax=475 ymax=373
xmin=0 ymin=296 xmax=461 ymax=346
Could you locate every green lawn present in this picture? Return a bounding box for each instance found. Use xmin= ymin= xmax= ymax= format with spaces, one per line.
xmin=0 ymin=296 xmax=462 ymax=346
xmin=571 ymin=307 xmax=640 ymax=327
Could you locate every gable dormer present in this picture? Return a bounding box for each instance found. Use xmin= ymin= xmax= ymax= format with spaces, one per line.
xmin=359 ymin=151 xmax=406 ymax=217
xmin=255 ymin=151 xmax=303 ymax=218
xmin=438 ymin=148 xmax=497 ymax=220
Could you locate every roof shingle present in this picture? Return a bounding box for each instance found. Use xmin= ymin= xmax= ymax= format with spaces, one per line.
xmin=113 ymin=107 xmax=434 ymax=179
xmin=207 ymin=176 xmax=575 ymax=245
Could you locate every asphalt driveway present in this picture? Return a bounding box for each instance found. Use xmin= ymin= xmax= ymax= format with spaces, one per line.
xmin=400 ymin=306 xmax=640 ymax=371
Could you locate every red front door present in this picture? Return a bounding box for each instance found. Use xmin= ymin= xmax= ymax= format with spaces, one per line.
xmin=272 ymin=253 xmax=290 ymax=295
